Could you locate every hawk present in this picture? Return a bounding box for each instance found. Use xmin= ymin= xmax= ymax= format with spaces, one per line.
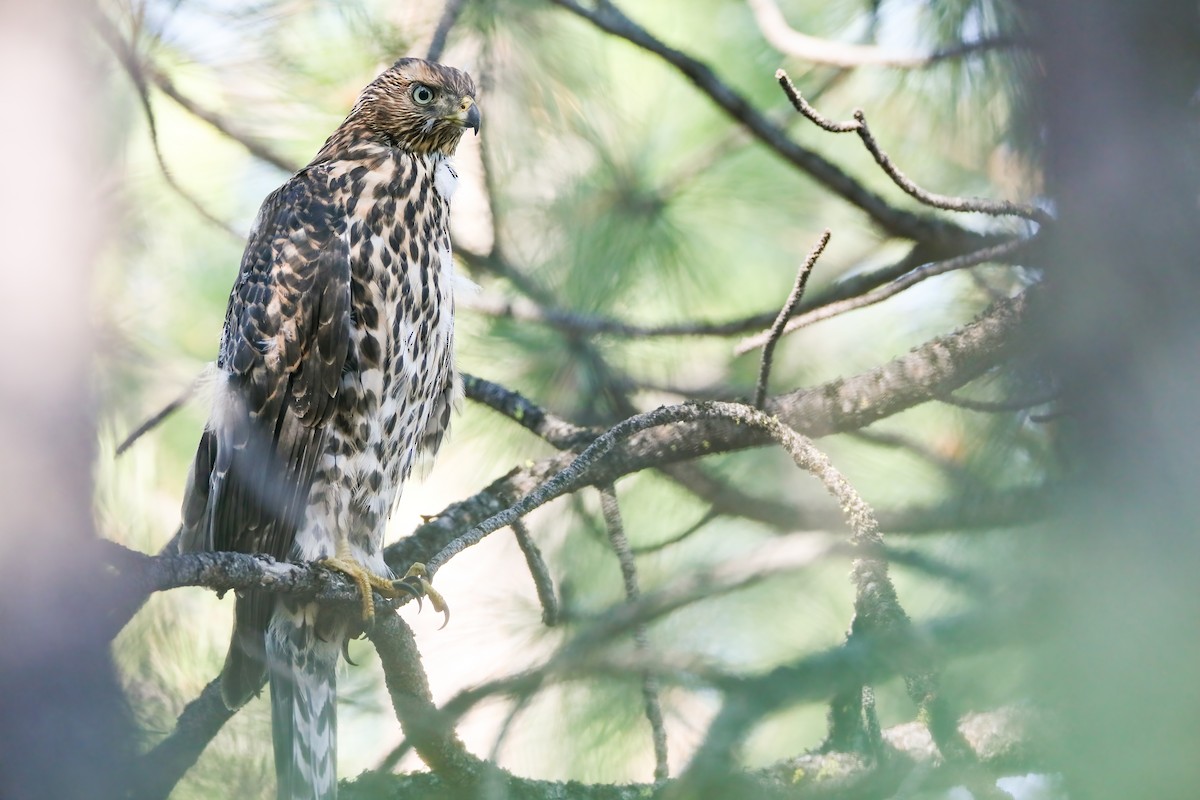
xmin=180 ymin=58 xmax=479 ymax=800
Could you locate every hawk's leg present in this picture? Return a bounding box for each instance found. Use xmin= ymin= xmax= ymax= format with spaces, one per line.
xmin=317 ymin=549 xmax=450 ymax=627
xmin=318 ymin=543 xmax=401 ymax=623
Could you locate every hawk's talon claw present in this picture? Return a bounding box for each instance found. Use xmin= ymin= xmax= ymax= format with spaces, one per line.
xmin=392 ymin=576 xmax=425 ymax=612
xmin=398 ymin=563 xmax=451 ymax=629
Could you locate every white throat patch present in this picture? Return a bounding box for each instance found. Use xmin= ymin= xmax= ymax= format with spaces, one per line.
xmin=434 ymin=158 xmax=459 ymax=200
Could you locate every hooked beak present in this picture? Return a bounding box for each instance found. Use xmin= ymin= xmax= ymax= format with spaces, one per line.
xmin=453 ymin=96 xmax=481 ymax=135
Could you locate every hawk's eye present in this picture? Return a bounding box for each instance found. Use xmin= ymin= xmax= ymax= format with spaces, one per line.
xmin=412 ymin=85 xmax=435 ymax=105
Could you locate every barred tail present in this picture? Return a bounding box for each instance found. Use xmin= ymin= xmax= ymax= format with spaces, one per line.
xmin=267 ymin=605 xmax=340 ymax=800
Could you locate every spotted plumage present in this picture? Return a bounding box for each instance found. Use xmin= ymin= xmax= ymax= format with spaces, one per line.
xmin=180 ymin=58 xmax=478 ymax=800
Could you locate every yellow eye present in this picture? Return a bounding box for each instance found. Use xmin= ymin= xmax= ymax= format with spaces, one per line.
xmin=412 ymin=85 xmax=435 ymax=105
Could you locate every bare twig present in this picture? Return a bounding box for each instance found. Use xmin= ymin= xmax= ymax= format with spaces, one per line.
xmin=116 ymin=379 xmax=201 ymax=456
xmin=462 ymin=226 xmax=1018 ymax=347
xmin=95 ymin=13 xmax=242 ymax=238
xmin=114 ymin=371 xmax=595 ymax=462
xmin=748 ymin=0 xmax=1022 ymax=69
xmin=883 ymin=484 xmax=1052 ymax=534
xmin=599 ymin=485 xmax=669 ymax=781
xmin=735 ymin=238 xmax=1026 ymax=354
xmin=939 ymin=388 xmax=1058 ymax=413
xmin=776 ymin=69 xmax=1051 ymax=224
xmin=95 ymin=11 xmax=298 ymax=175
xmin=432 ymin=576 xmax=1029 ymax=780
xmin=631 ymin=508 xmax=720 ymax=555
xmin=754 ymin=230 xmax=830 ymax=408
xmin=512 ymin=520 xmax=560 ymax=626
xmin=433 ymin=534 xmax=843 ymax=730
xmin=849 ymin=428 xmax=979 ymax=490
xmin=658 ymin=463 xmax=804 ymax=532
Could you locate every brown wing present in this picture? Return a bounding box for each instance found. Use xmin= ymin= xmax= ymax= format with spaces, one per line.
xmin=180 ymin=166 xmax=351 ymax=705
xmin=182 ymin=164 xmax=350 ymax=559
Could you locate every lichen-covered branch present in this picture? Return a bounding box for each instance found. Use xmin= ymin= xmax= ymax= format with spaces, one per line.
xmin=385 ymin=289 xmax=1032 ymax=573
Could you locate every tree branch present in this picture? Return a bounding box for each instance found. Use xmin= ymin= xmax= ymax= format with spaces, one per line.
xmin=775 ymin=69 xmax=1050 ymax=223
xmin=546 ymin=0 xmax=989 ymax=247
xmin=385 ymin=289 xmax=1032 ymax=573
xmin=368 ymin=612 xmax=481 ymax=780
xmin=127 ymin=678 xmax=243 ymax=800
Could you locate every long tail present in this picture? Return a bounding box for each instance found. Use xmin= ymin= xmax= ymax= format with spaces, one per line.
xmin=267 ymin=604 xmax=340 ymax=800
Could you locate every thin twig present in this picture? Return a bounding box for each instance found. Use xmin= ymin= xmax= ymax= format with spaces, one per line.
xmin=754 ymin=230 xmax=830 ymax=408
xmin=599 ymin=485 xmax=669 ymax=781
xmin=461 ymin=374 xmax=598 ymax=450
xmin=776 ymin=69 xmax=1051 ymax=224
xmin=116 ymin=371 xmax=594 ymax=466
xmin=735 ymin=238 xmax=1026 ymax=354
xmin=95 ymin=13 xmax=242 ymax=238
xmin=748 ymin=0 xmax=1023 ymax=69
xmin=433 ymin=533 xmax=843 ymax=729
xmin=658 ymin=463 xmax=804 ymax=532
xmin=433 ymin=557 xmax=1028 ymax=758
xmin=775 ymin=68 xmax=860 ymax=132
xmin=462 ymin=241 xmax=1002 ymax=342
xmin=116 ymin=379 xmax=201 ymax=456
xmin=631 ymin=509 xmax=720 ymax=555
xmin=512 ymin=520 xmax=560 ymax=626
xmin=849 ymin=428 xmax=980 ymax=491
xmin=939 ymin=388 xmax=1058 ymax=413
xmin=95 ymin=11 xmax=298 ymax=175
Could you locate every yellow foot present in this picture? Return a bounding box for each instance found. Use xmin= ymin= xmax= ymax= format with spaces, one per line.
xmin=318 ymin=556 xmax=400 ymax=622
xmin=395 ymin=563 xmax=450 ymax=629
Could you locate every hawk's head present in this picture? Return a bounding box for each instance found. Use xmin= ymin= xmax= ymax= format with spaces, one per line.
xmin=357 ymin=58 xmax=479 ymax=156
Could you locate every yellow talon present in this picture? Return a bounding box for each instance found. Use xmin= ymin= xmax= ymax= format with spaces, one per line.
xmin=395 ymin=562 xmax=450 ymax=629
xmin=318 ymin=555 xmax=401 ymax=622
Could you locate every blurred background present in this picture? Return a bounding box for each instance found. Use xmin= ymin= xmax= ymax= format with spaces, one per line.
xmin=3 ymin=0 xmax=1196 ymax=798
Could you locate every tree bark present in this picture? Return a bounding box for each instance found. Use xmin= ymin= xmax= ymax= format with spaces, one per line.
xmin=1024 ymin=3 xmax=1200 ymax=798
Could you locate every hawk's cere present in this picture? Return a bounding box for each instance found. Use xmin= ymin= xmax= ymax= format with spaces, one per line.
xmin=180 ymin=58 xmax=479 ymax=800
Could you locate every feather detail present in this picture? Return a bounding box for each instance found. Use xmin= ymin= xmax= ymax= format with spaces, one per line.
xmin=269 ymin=604 xmax=340 ymax=800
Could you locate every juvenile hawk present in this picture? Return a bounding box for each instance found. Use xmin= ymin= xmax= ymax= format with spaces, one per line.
xmin=180 ymin=58 xmax=479 ymax=800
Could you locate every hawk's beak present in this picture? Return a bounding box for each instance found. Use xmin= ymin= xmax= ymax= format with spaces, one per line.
xmin=452 ymin=97 xmax=481 ymax=135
